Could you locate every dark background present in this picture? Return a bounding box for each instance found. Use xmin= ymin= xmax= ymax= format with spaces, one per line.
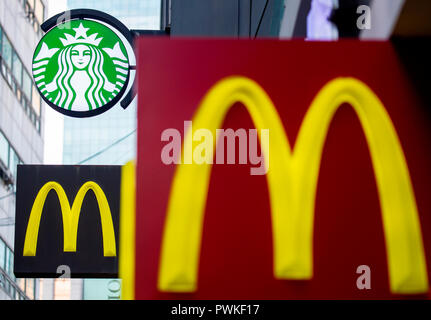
xmin=168 ymin=0 xmax=372 ymax=38
xmin=14 ymin=165 xmax=121 ymax=278
xmin=170 ymin=0 xmax=285 ymax=38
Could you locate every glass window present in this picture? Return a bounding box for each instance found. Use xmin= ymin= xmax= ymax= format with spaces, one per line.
xmin=0 ymin=131 xmax=9 ymax=167
xmin=36 ymin=119 xmax=41 ymax=134
xmin=32 ymin=85 xmax=41 ymax=116
xmin=9 ymin=148 xmax=19 ymax=178
xmin=1 ymin=33 xmax=12 ymax=69
xmin=10 ymin=283 xmax=16 ymax=298
xmin=22 ymin=70 xmax=32 ymax=100
xmin=34 ymin=0 xmax=45 ymax=24
xmin=0 ymin=238 xmax=5 ymax=270
xmin=23 ymin=97 xmax=31 ymax=115
xmin=5 ymin=247 xmax=13 ymax=276
xmin=26 ymin=0 xmax=35 ymax=11
xmin=38 ymin=278 xmax=44 ymax=300
xmin=5 ymin=277 xmax=11 ymax=295
xmin=17 ymin=278 xmax=25 ymax=292
xmin=12 ymin=51 xmax=22 ymax=85
xmin=26 ymin=279 xmax=34 ymax=300
xmin=54 ymin=279 xmax=71 ymax=300
xmin=33 ymin=20 xmax=39 ymax=34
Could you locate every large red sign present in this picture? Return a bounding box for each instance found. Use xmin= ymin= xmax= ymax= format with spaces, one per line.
xmin=122 ymin=39 xmax=431 ymax=299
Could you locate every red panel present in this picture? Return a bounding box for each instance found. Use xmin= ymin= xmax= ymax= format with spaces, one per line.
xmin=135 ymin=39 xmax=431 ymax=299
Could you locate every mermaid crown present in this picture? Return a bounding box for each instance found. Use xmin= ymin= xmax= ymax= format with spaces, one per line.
xmin=59 ymin=23 xmax=103 ymax=46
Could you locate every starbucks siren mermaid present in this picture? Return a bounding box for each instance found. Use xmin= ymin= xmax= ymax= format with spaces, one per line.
xmin=32 ymin=22 xmax=129 ymax=112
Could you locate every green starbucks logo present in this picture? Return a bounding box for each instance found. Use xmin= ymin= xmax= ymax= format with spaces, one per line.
xmin=32 ymin=19 xmax=130 ymax=116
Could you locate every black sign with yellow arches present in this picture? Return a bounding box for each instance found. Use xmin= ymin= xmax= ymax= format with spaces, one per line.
xmin=14 ymin=165 xmax=121 ymax=278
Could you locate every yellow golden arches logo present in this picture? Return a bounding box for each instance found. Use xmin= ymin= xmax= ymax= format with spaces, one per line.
xmin=157 ymin=76 xmax=428 ymax=295
xmin=23 ymin=181 xmax=116 ymax=257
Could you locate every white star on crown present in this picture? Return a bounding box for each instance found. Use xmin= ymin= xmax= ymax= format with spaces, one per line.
xmin=59 ymin=23 xmax=103 ymax=46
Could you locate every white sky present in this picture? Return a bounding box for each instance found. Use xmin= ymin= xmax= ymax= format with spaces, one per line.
xmin=43 ymin=0 xmax=68 ymax=164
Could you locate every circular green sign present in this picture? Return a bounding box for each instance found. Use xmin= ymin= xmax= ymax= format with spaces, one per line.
xmin=32 ymin=19 xmax=130 ymax=117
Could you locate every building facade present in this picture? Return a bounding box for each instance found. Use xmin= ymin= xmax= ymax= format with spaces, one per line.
xmin=0 ymin=0 xmax=46 ymax=300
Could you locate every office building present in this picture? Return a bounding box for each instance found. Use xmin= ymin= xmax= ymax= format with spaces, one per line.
xmin=0 ymin=0 xmax=46 ymax=300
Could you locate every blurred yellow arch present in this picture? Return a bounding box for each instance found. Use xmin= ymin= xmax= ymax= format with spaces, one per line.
xmin=157 ymin=76 xmax=428 ymax=295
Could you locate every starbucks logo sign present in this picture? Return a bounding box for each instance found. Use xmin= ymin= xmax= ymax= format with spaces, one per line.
xmin=33 ymin=14 xmax=135 ymax=117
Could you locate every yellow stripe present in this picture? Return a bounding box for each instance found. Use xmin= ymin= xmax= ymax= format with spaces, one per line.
xmin=119 ymin=161 xmax=136 ymax=300
xmin=157 ymin=76 xmax=428 ymax=295
xmin=72 ymin=182 xmax=116 ymax=256
xmin=23 ymin=182 xmax=70 ymax=256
